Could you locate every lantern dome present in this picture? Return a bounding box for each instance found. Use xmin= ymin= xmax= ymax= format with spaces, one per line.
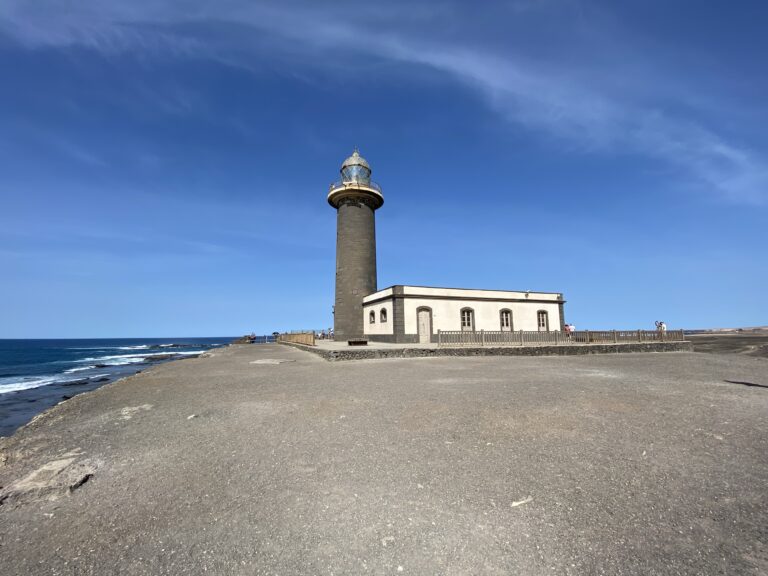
xmin=340 ymin=149 xmax=371 ymax=184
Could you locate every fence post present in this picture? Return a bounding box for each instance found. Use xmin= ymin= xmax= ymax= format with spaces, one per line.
xmin=585 ymin=329 xmax=590 ymax=344
xmin=481 ymin=329 xmax=485 ymax=347
xmin=637 ymin=329 xmax=642 ymax=342
xmin=519 ymin=330 xmax=524 ymax=346
xmin=613 ymin=330 xmax=618 ymax=343
xmin=438 ymin=329 xmax=442 ymax=347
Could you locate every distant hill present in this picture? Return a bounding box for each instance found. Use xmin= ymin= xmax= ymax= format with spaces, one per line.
xmin=686 ymin=326 xmax=768 ymax=334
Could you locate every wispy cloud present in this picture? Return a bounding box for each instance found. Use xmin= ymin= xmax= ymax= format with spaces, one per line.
xmin=3 ymin=0 xmax=766 ymax=204
xmin=8 ymin=121 xmax=108 ymax=167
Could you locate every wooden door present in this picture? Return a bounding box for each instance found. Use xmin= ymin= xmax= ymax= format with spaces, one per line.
xmin=417 ymin=308 xmax=431 ymax=344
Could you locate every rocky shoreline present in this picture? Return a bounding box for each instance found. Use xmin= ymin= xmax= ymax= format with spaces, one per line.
xmin=0 ymin=350 xmax=207 ymax=438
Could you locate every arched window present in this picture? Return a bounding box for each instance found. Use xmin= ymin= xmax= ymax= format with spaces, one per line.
xmin=369 ymin=310 xmax=376 ymax=324
xmin=460 ymin=308 xmax=475 ymax=331
xmin=380 ymin=308 xmax=387 ymax=323
xmin=537 ymin=310 xmax=549 ymax=332
xmin=500 ymin=309 xmax=512 ymax=331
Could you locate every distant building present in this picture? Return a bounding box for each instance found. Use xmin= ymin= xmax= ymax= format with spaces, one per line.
xmin=328 ymin=151 xmax=565 ymax=343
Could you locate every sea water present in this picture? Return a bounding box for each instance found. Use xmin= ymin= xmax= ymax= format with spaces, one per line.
xmin=0 ymin=338 xmax=233 ymax=436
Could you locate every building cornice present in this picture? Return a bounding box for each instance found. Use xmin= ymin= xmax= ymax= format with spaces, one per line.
xmin=370 ymin=284 xmax=564 ymax=296
xmin=363 ymin=293 xmax=567 ymax=307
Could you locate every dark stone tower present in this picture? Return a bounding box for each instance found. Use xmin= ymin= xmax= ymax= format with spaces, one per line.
xmin=328 ymin=150 xmax=384 ymax=341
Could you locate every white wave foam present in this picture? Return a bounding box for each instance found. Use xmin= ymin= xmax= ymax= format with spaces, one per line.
xmin=117 ymin=345 xmax=149 ymax=350
xmin=0 ymin=375 xmax=59 ymax=395
xmin=77 ymin=351 xmax=202 ymax=367
xmin=68 ymin=346 xmax=130 ymax=350
xmin=0 ymin=370 xmax=119 ymax=395
xmin=101 ymin=358 xmax=139 ymax=366
xmin=64 ymin=365 xmax=96 ymax=373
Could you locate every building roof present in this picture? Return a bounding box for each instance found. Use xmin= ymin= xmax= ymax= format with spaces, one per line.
xmin=363 ymin=285 xmax=565 ymax=304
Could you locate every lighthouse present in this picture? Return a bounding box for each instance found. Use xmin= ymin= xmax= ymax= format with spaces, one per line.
xmin=328 ymin=150 xmax=384 ymax=341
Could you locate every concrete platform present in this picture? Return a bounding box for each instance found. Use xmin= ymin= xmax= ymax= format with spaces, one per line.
xmin=1 ymin=344 xmax=765 ymax=574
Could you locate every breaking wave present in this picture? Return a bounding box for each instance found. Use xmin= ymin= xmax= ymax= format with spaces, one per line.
xmin=0 ymin=375 xmax=59 ymax=394
xmin=78 ymin=351 xmax=202 ymax=367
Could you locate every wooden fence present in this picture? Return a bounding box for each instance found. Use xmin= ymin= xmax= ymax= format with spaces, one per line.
xmin=437 ymin=329 xmax=685 ymax=348
xmin=277 ymin=332 xmax=316 ymax=346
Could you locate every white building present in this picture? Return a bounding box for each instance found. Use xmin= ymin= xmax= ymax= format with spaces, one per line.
xmin=363 ymin=285 xmax=564 ymax=344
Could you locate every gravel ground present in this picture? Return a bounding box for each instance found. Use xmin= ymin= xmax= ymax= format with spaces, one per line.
xmin=688 ymin=332 xmax=768 ymax=358
xmin=0 ymin=345 xmax=766 ymax=575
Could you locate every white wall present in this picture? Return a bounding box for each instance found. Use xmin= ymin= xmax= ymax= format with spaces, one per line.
xmin=362 ymin=286 xmax=564 ymax=337
xmin=398 ymin=286 xmax=561 ymax=302
xmin=403 ymin=299 xmax=561 ymax=334
xmin=362 ymin=300 xmax=394 ymax=335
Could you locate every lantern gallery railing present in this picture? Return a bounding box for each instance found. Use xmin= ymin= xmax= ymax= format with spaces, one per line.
xmin=437 ymin=329 xmax=686 ymax=348
xmin=329 ymin=179 xmax=383 ymax=193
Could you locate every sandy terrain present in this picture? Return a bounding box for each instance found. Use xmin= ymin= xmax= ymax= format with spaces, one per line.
xmin=0 ymin=344 xmax=766 ymax=575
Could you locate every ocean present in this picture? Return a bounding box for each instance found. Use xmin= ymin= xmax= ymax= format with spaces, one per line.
xmin=0 ymin=337 xmax=234 ymax=437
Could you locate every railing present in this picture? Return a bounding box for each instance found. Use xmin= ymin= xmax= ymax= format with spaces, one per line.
xmin=278 ymin=332 xmax=316 ymax=347
xmin=437 ymin=329 xmax=685 ymax=348
xmin=329 ymin=179 xmax=382 ymax=193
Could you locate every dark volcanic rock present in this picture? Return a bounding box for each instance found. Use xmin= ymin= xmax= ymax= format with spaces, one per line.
xmin=144 ymin=354 xmax=175 ymax=362
xmin=61 ymin=378 xmax=89 ymax=387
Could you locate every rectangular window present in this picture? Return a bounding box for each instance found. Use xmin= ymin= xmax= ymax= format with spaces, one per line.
xmin=461 ymin=309 xmax=474 ymax=331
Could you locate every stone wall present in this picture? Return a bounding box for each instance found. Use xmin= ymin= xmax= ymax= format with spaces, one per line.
xmin=281 ymin=341 xmax=694 ymax=362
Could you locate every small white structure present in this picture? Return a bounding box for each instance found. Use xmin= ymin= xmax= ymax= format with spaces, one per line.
xmin=363 ymin=285 xmax=564 ymax=344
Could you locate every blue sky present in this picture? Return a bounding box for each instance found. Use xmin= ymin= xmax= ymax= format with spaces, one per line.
xmin=1 ymin=0 xmax=766 ymax=337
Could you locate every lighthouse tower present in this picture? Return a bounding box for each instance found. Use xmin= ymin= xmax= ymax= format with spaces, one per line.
xmin=328 ymin=150 xmax=384 ymax=341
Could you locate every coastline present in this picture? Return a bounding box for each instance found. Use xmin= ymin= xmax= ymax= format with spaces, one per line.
xmin=4 ymin=346 xmax=220 ymax=439
xmin=0 ymin=345 xmax=224 ymax=438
